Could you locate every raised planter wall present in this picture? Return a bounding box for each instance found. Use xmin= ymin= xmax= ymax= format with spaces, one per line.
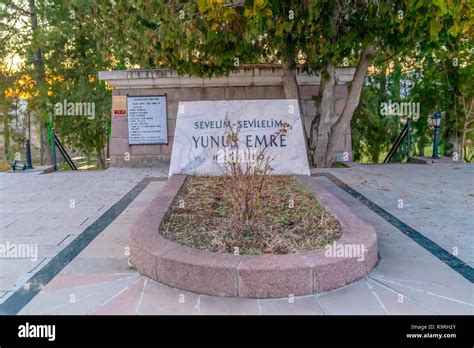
xmin=130 ymin=174 xmax=378 ymax=299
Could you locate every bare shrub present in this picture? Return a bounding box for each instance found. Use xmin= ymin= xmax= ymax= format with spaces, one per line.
xmin=217 ymin=122 xmax=290 ymax=236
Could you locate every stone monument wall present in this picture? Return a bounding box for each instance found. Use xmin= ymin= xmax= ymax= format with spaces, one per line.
xmin=99 ymin=66 xmax=354 ymax=167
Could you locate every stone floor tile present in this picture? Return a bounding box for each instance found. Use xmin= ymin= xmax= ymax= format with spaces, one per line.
xmin=137 ymin=279 xmax=199 ymax=315
xmin=0 ymin=258 xmax=46 ymax=275
xmin=370 ymin=276 xmax=474 ymax=315
xmin=80 ymin=242 xmax=129 ymax=259
xmin=60 ymin=257 xmax=132 ymax=275
xmin=371 ymin=258 xmax=470 ymax=286
xmin=19 ymin=276 xmax=138 ymax=315
xmin=91 ymin=277 xmax=145 ymax=315
xmin=316 ymin=279 xmax=387 ymax=315
xmin=365 ymin=278 xmax=437 ymax=315
xmin=43 ymin=273 xmax=137 ymax=292
xmin=199 ymin=295 xmax=261 ymax=315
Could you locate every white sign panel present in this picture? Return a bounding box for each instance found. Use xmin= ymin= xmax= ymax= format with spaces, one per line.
xmin=169 ymin=100 xmax=310 ymax=176
xmin=127 ymin=96 xmax=168 ymax=145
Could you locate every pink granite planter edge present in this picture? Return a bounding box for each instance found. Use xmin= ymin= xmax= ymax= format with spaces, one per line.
xmin=130 ymin=174 xmax=378 ymax=298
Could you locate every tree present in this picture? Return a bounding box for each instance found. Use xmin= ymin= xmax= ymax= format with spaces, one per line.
xmin=1 ymin=0 xmax=55 ymax=165
xmin=1 ymin=1 xmax=35 ymax=162
xmin=106 ymin=0 xmax=468 ymax=167
xmin=0 ymin=71 xmax=13 ymax=160
xmin=44 ymin=1 xmax=116 ymax=169
xmin=386 ymin=4 xmax=473 ymax=162
xmin=1 ymin=0 xmax=120 ymax=169
xmin=28 ymin=0 xmax=52 ymax=165
xmin=351 ymin=62 xmax=399 ymax=163
xmin=253 ymin=1 xmax=470 ymax=166
xmin=99 ymin=0 xmax=255 ymax=75
xmin=3 ymin=1 xmax=469 ymax=168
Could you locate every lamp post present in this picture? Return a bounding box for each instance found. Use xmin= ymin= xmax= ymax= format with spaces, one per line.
xmin=431 ymin=111 xmax=442 ymax=159
xmin=25 ymin=139 xmax=33 ymax=169
xmin=25 ymin=110 xmax=33 ymax=169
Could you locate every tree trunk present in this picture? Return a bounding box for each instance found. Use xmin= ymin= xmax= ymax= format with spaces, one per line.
xmin=370 ymin=147 xmax=380 ymax=164
xmin=2 ymin=110 xmax=10 ymax=159
xmin=308 ymin=3 xmax=340 ymax=167
xmin=418 ymin=138 xmax=426 ymax=157
xmin=39 ymin=124 xmax=50 ymax=164
xmin=282 ymin=61 xmax=310 ymax=149
xmin=310 ymin=62 xmax=336 ymax=167
xmin=29 ymin=0 xmax=52 ymax=165
xmin=325 ymin=45 xmax=375 ymax=167
xmin=461 ymin=98 xmax=474 ymax=162
xmin=461 ymin=121 xmax=466 ymax=162
xmin=96 ymin=145 xmax=106 ymax=169
xmin=282 ymin=62 xmax=299 ymax=99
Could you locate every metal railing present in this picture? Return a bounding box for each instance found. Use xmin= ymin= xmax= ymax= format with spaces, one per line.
xmin=383 ymin=120 xmax=411 ymax=163
xmin=52 ymin=129 xmax=77 ymax=170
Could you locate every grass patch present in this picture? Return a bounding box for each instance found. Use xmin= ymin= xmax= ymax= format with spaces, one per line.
xmin=0 ymin=160 xmax=11 ymax=172
xmin=160 ymin=176 xmax=342 ymax=255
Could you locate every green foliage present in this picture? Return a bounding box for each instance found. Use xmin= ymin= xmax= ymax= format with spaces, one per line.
xmin=352 ymin=63 xmax=399 ymax=163
xmin=44 ymin=1 xmax=114 ymax=166
xmin=1 ymin=0 xmax=471 ymax=165
xmin=353 ymin=36 xmax=473 ymax=163
xmin=352 ymin=0 xmax=473 ymax=163
xmin=0 ymin=0 xmax=119 ymax=167
xmin=98 ymin=0 xmax=255 ymax=77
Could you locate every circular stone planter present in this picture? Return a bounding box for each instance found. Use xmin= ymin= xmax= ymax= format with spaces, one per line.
xmin=130 ymin=174 xmax=378 ymax=299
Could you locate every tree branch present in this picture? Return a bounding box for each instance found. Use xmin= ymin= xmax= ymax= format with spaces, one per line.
xmin=331 ymin=44 xmax=376 ymax=132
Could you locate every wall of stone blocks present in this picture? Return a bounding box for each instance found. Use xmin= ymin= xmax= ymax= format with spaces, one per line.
xmin=109 ymin=84 xmax=352 ymax=167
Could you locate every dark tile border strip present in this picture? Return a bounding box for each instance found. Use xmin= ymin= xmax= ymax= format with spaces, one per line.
xmin=0 ymin=176 xmax=167 ymax=315
xmin=312 ymin=173 xmax=473 ymax=283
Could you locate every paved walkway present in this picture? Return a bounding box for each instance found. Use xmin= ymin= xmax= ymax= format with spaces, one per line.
xmin=5 ymin=163 xmax=471 ymax=315
xmin=324 ymin=163 xmax=474 ymax=266
xmin=0 ymin=167 xmax=168 ymax=306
